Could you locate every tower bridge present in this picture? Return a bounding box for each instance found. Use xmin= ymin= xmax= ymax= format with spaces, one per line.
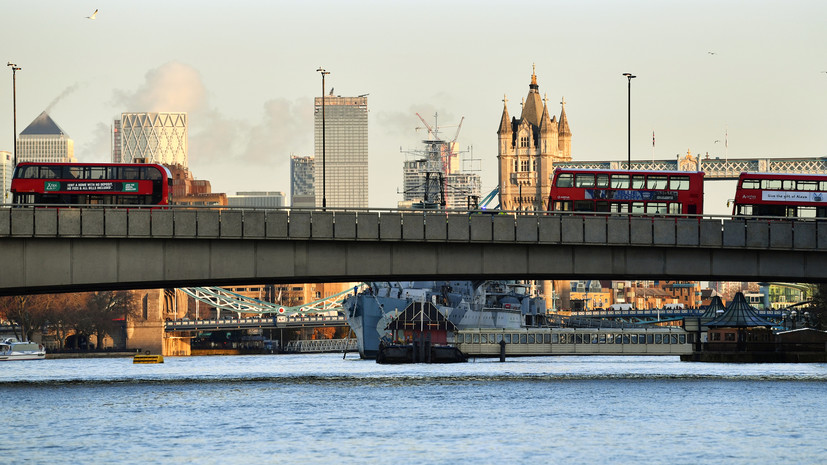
xmin=555 ymin=155 xmax=827 ymax=179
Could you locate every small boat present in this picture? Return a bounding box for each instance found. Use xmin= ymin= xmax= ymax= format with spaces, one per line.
xmin=0 ymin=338 xmax=46 ymax=361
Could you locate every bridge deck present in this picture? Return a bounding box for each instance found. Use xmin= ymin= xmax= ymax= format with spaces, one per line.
xmin=2 ymin=206 xmax=827 ymax=294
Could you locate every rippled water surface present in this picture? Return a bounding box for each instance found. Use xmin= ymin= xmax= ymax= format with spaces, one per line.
xmin=2 ymin=355 xmax=826 ymax=464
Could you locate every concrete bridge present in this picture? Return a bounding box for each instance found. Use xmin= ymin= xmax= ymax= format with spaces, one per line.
xmin=1 ymin=206 xmax=826 ymax=295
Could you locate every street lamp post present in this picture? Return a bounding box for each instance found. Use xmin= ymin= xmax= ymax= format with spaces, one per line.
xmin=7 ymin=62 xmax=21 ymax=168
xmin=316 ymin=67 xmax=330 ymax=211
xmin=622 ymin=72 xmax=636 ymax=169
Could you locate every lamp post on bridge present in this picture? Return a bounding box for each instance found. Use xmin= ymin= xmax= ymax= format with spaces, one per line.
xmin=316 ymin=67 xmax=330 ymax=211
xmin=7 ymin=62 xmax=21 ymax=169
xmin=622 ymin=72 xmax=636 ymax=170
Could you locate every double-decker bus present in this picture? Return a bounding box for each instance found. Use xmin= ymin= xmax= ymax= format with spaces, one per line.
xmin=10 ymin=162 xmax=172 ymax=206
xmin=732 ymin=172 xmax=827 ymax=218
xmin=548 ymin=168 xmax=705 ymax=215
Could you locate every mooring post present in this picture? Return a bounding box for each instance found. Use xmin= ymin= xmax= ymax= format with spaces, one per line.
xmin=499 ymin=339 xmax=506 ymax=362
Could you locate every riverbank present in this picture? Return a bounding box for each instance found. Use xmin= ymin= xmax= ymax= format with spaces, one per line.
xmin=47 ymin=352 xmax=139 ymax=359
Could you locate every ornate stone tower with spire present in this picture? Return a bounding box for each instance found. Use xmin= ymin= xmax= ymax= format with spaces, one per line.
xmin=497 ymin=66 xmax=572 ymax=211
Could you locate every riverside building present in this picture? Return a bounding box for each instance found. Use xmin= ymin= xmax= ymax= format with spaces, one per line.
xmin=16 ymin=112 xmax=77 ymax=164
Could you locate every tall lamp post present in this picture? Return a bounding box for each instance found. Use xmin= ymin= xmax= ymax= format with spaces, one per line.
xmin=7 ymin=62 xmax=21 ymax=168
xmin=316 ymin=67 xmax=330 ymax=211
xmin=622 ymin=72 xmax=636 ymax=169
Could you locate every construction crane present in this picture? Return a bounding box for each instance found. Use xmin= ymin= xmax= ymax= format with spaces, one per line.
xmin=415 ymin=112 xmax=439 ymax=140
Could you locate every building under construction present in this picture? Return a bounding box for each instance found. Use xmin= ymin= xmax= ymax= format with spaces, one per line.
xmin=400 ymin=113 xmax=481 ymax=210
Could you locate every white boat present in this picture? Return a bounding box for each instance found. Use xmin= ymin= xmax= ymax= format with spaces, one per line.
xmin=0 ymin=338 xmax=46 ymax=361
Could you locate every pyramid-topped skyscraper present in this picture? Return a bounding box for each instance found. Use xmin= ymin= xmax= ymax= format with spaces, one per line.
xmin=17 ymin=111 xmax=76 ymax=163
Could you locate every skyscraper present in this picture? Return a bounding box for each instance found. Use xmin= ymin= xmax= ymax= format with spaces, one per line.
xmin=314 ymin=95 xmax=368 ymax=208
xmin=1 ymin=151 xmax=12 ymax=203
xmin=290 ymin=155 xmax=315 ymax=208
xmin=117 ymin=112 xmax=188 ymax=167
xmin=17 ymin=111 xmax=77 ymax=164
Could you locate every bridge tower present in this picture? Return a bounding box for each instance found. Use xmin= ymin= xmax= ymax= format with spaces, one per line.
xmin=497 ymin=66 xmax=572 ymax=212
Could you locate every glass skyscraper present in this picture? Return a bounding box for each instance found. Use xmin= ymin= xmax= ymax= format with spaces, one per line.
xmin=314 ymin=95 xmax=368 ymax=208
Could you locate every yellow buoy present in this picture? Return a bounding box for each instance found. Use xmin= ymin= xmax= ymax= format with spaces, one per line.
xmin=133 ymin=353 xmax=164 ymax=364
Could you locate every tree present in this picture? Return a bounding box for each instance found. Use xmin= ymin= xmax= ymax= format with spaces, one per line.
xmin=83 ymin=290 xmax=139 ymax=350
xmin=0 ymin=294 xmax=54 ymax=341
xmin=806 ymin=284 xmax=827 ymax=330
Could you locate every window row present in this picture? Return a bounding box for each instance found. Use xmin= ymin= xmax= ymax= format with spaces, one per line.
xmin=553 ymin=200 xmax=683 ymax=214
xmin=741 ymin=178 xmax=827 ymax=192
xmin=15 ymin=165 xmax=165 ymax=181
xmin=459 ymin=332 xmax=690 ymax=345
xmin=556 ymin=173 xmax=691 ymax=190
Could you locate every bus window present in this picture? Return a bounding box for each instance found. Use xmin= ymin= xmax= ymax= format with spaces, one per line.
xmin=646 ymin=175 xmax=668 ymax=189
xmin=555 ymin=173 xmax=573 ymax=188
xmin=86 ymin=167 xmax=107 ymax=180
xmin=596 ymin=201 xmax=610 ymax=212
xmin=742 ymin=179 xmax=760 ymax=189
xmin=646 ymin=203 xmax=667 ymax=214
xmin=610 ymin=203 xmax=629 ymax=213
xmin=147 ymin=166 xmax=162 ymax=180
xmin=798 ymin=206 xmax=816 ymax=218
xmin=783 ymin=180 xmax=795 ymax=190
xmin=39 ymin=166 xmax=61 ymax=179
xmin=820 ymin=181 xmax=827 ymax=191
xmin=596 ymin=174 xmax=609 ymax=188
xmin=68 ymin=166 xmax=82 ymax=179
xmin=631 ymin=202 xmax=645 ymax=213
xmin=575 ymin=174 xmax=595 ymax=188
xmin=573 ymin=200 xmax=594 ymax=212
xmin=736 ymin=205 xmax=753 ymax=216
xmin=798 ymin=181 xmax=818 ymax=191
xmin=762 ymin=179 xmax=782 ymax=190
xmin=121 ymin=166 xmax=141 ymax=180
xmin=554 ymin=201 xmax=572 ymax=211
xmin=631 ymin=175 xmax=645 ymax=189
xmin=668 ymin=203 xmax=682 ymax=215
xmin=670 ymin=176 xmax=690 ymax=190
xmin=611 ymin=174 xmax=630 ymax=189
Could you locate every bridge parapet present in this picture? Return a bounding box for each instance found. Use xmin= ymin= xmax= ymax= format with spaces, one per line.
xmin=1 ymin=207 xmax=826 ymax=251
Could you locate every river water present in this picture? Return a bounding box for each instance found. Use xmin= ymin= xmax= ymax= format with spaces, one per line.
xmin=2 ymin=354 xmax=825 ymax=464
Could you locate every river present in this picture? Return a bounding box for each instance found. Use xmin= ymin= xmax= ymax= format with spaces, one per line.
xmin=2 ymin=354 xmax=825 ymax=464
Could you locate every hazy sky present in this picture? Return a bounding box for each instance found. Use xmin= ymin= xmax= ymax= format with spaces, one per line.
xmin=2 ymin=1 xmax=825 ymax=214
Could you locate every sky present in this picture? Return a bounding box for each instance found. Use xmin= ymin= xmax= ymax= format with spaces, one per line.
xmin=2 ymin=0 xmax=826 ymax=215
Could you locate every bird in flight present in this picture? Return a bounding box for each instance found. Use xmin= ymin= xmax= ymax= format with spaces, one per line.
xmin=86 ymin=9 xmax=98 ymax=20
xmin=707 ymin=51 xmax=716 ymax=55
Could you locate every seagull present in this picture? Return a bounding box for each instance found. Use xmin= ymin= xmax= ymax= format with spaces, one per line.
xmin=714 ymin=140 xmax=721 ymax=144
xmin=707 ymin=51 xmax=716 ymax=55
xmin=86 ymin=9 xmax=98 ymax=20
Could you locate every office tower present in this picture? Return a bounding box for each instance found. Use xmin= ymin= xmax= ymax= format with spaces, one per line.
xmin=111 ymin=119 xmax=122 ymax=163
xmin=314 ymin=95 xmax=368 ymax=208
xmin=290 ymin=155 xmax=315 ymax=208
xmin=119 ymin=112 xmax=188 ymax=167
xmin=497 ymin=67 xmax=572 ymax=211
xmin=17 ymin=111 xmax=77 ymax=164
xmin=1 ymin=151 xmax=11 ymax=203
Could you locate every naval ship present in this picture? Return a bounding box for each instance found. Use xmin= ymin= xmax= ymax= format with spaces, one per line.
xmin=342 ymin=280 xmax=547 ymax=359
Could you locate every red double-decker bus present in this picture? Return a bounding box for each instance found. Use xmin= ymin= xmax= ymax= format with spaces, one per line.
xmin=548 ymin=168 xmax=705 ymax=215
xmin=11 ymin=162 xmax=172 ymax=206
xmin=732 ymin=172 xmax=827 ymax=218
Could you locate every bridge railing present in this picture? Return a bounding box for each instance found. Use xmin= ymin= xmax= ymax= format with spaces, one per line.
xmin=1 ymin=205 xmax=825 ymax=250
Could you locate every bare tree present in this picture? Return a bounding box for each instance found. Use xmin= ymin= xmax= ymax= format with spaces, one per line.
xmin=84 ymin=290 xmax=139 ymax=350
xmin=0 ymin=294 xmax=54 ymax=341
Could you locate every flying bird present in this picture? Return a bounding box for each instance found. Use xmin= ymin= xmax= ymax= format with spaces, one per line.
xmin=707 ymin=51 xmax=716 ymax=55
xmin=86 ymin=9 xmax=98 ymax=20
xmin=714 ymin=140 xmax=721 ymax=144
